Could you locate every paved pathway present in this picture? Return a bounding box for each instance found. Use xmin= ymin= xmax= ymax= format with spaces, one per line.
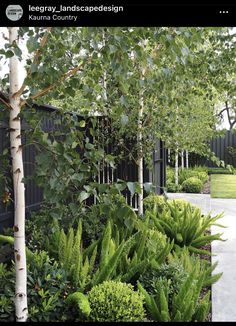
xmin=167 ymin=193 xmax=236 ymax=322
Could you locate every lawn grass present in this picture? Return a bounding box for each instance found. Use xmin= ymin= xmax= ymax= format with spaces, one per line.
xmin=211 ymin=174 xmax=236 ymax=198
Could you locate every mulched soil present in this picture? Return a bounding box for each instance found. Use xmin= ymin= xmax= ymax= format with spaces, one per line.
xmin=201 ymin=175 xmax=211 ymax=194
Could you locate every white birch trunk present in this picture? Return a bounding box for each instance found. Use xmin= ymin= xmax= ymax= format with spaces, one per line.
xmin=186 ymin=150 xmax=189 ymax=169
xmin=9 ymin=27 xmax=28 ymax=322
xmin=175 ymin=149 xmax=179 ymax=185
xmin=102 ymin=31 xmax=108 ymax=113
xmin=181 ymin=150 xmax=184 ymax=169
xmin=167 ymin=148 xmax=171 ymax=164
xmin=137 ymin=69 xmax=145 ymax=216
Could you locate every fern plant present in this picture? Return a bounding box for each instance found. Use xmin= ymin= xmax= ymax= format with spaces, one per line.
xmin=138 ymin=268 xmax=211 ymax=322
xmin=168 ymin=246 xmax=223 ymax=288
xmin=0 ymin=217 xmax=173 ymax=293
xmin=147 ymin=200 xmax=226 ymax=254
xmin=44 ymin=218 xmax=174 ymax=290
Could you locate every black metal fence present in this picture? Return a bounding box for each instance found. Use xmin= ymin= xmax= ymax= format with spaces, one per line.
xmin=189 ymin=130 xmax=236 ymax=168
xmin=0 ymin=105 xmax=166 ymax=232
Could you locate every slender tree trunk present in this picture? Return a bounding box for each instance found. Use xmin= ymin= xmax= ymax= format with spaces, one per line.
xmin=9 ymin=27 xmax=28 ymax=322
xmin=137 ymin=102 xmax=144 ymax=215
xmin=102 ymin=30 xmax=108 ymax=106
xmin=137 ymin=69 xmax=145 ymax=216
xmin=175 ymin=148 xmax=179 ymax=185
xmin=181 ymin=150 xmax=184 ymax=169
xmin=167 ymin=148 xmax=171 ymax=164
xmin=186 ymin=150 xmax=189 ymax=169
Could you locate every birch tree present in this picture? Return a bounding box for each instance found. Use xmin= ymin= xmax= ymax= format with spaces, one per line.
xmin=8 ymin=27 xmax=28 ymax=322
xmin=137 ymin=67 xmax=145 ymax=215
xmin=0 ymin=26 xmax=93 ymax=322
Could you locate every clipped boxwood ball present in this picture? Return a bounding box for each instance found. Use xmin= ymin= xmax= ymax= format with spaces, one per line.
xmin=88 ymin=280 xmax=145 ymax=322
xmin=182 ymin=177 xmax=203 ymax=193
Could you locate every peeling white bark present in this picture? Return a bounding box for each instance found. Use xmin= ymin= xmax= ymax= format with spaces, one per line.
xmin=181 ymin=150 xmax=184 ymax=169
xmin=186 ymin=150 xmax=189 ymax=169
xmin=137 ymin=69 xmax=145 ymax=216
xmin=167 ymin=148 xmax=171 ymax=164
xmin=9 ymin=27 xmax=28 ymax=322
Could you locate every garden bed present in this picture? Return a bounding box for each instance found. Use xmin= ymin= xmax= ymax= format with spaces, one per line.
xmin=0 ymin=195 xmax=223 ymax=322
xmin=201 ymin=175 xmax=211 ymax=194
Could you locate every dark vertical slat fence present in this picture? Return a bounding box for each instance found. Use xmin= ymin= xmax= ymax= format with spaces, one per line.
xmin=153 ymin=139 xmax=166 ymax=195
xmin=188 ymin=130 xmax=236 ymax=168
xmin=0 ymin=106 xmax=166 ymax=231
xmin=0 ymin=122 xmax=13 ymax=231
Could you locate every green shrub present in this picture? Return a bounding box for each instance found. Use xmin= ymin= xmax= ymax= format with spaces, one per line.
xmin=88 ymin=281 xmax=145 ymax=322
xmin=179 ymin=168 xmax=208 ymax=185
xmin=179 ymin=169 xmax=196 ymax=184
xmin=143 ymin=194 xmax=166 ymax=213
xmin=81 ymin=193 xmax=137 ymax=244
xmin=147 ymin=200 xmax=225 ymax=254
xmin=0 ymin=263 xmax=15 ymax=322
xmin=197 ymin=172 xmax=208 ymax=184
xmin=1 ymin=218 xmax=173 ymax=293
xmin=182 ymin=177 xmax=203 ymax=193
xmin=0 ymin=252 xmax=75 ymax=322
xmin=27 ymin=251 xmax=74 ymax=322
xmin=167 ymin=198 xmax=196 ymax=211
xmin=208 ymin=168 xmax=234 ymax=175
xmin=138 ymin=267 xmax=210 ymax=322
xmin=26 ymin=194 xmax=137 ymax=251
xmin=80 ymin=204 xmax=107 ymax=245
xmin=166 ymin=167 xmax=175 ymax=183
xmin=139 ymin=261 xmax=188 ymax=305
xmin=190 ymin=165 xmax=208 ymax=173
xmin=25 ymin=204 xmax=77 ymax=252
xmin=168 ymin=247 xmax=223 ymax=288
xmin=166 ymin=181 xmax=182 ymax=193
xmin=43 ymin=219 xmax=141 ymax=290
xmin=66 ymin=292 xmax=91 ymax=320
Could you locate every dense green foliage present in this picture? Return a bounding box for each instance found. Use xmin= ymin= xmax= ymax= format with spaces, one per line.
xmin=182 ymin=177 xmax=203 ymax=193
xmin=80 ymin=193 xmax=138 ymax=244
xmin=143 ymin=194 xmax=166 ymax=214
xmin=166 ymin=181 xmax=182 ymax=193
xmin=0 ymin=252 xmax=74 ymax=322
xmin=168 ymin=247 xmax=223 ymax=288
xmin=0 ymin=190 xmax=224 ymax=322
xmin=179 ymin=168 xmax=208 ymax=184
xmin=208 ymin=167 xmax=234 ymax=175
xmin=166 ymin=166 xmax=208 ymax=193
xmin=88 ymin=281 xmax=145 ymax=322
xmin=139 ymin=261 xmax=188 ymax=305
xmin=0 ymin=26 xmax=230 ymax=322
xmin=66 ymin=292 xmax=91 ymax=320
xmin=0 ymin=263 xmax=15 ymax=322
xmin=138 ymin=268 xmax=210 ymax=322
xmin=146 ymin=200 xmax=225 ymax=254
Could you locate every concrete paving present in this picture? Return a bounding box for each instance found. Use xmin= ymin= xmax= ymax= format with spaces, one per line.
xmin=167 ymin=192 xmax=236 ymax=322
